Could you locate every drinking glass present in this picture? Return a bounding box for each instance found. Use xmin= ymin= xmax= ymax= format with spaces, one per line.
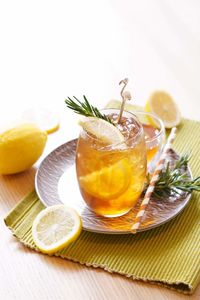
xmin=76 ymin=109 xmax=147 ymax=217
xmin=134 ymin=111 xmax=165 ymax=172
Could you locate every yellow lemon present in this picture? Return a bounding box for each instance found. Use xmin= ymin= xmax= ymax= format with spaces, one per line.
xmin=0 ymin=123 xmax=47 ymax=174
xmin=79 ymin=159 xmax=131 ymax=199
xmin=145 ymin=91 xmax=181 ymax=128
xmin=32 ymin=205 xmax=82 ymax=254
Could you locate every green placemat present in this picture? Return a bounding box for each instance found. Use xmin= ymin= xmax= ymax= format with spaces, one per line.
xmin=4 ymin=101 xmax=200 ymax=294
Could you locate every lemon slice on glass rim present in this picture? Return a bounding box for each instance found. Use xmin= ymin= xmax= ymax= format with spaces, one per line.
xmin=79 ymin=117 xmax=125 ymax=145
xmin=32 ymin=205 xmax=82 ymax=254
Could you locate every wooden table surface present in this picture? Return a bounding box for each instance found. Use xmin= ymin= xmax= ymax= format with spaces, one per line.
xmin=0 ymin=1 xmax=200 ymax=299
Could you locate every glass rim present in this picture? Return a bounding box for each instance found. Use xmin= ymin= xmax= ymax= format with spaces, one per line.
xmin=80 ymin=108 xmax=144 ymax=149
xmin=133 ymin=111 xmax=165 ymax=143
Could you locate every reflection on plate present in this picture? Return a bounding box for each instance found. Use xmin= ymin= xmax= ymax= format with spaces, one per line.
xmin=35 ymin=139 xmax=192 ymax=234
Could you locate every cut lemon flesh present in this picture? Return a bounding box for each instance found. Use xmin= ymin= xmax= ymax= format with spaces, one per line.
xmin=21 ymin=107 xmax=60 ymax=134
xmin=79 ymin=117 xmax=124 ymax=145
xmin=145 ymin=91 xmax=181 ymax=128
xmin=79 ymin=159 xmax=131 ymax=199
xmin=32 ymin=205 xmax=82 ymax=254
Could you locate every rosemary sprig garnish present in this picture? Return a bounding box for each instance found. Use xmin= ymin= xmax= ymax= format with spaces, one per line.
xmin=65 ymin=96 xmax=114 ymax=125
xmin=148 ymin=154 xmax=200 ymax=198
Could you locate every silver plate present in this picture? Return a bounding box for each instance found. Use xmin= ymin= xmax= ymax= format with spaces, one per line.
xmin=35 ymin=139 xmax=192 ymax=234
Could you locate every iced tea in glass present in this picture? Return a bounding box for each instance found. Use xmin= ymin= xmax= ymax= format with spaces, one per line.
xmin=135 ymin=112 xmax=165 ymax=171
xmin=76 ymin=109 xmax=147 ymax=217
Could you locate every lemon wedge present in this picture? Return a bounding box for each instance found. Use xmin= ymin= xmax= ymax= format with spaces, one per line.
xmin=145 ymin=91 xmax=181 ymax=128
xmin=79 ymin=159 xmax=131 ymax=200
xmin=79 ymin=117 xmax=124 ymax=145
xmin=32 ymin=205 xmax=82 ymax=254
xmin=21 ymin=107 xmax=60 ymax=134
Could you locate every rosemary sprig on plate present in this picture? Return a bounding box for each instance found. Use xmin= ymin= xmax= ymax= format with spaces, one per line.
xmin=65 ymin=96 xmax=114 ymax=125
xmin=148 ymin=154 xmax=200 ymax=198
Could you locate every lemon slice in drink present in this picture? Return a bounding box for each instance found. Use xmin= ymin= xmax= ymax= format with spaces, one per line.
xmin=32 ymin=205 xmax=82 ymax=254
xmin=79 ymin=117 xmax=124 ymax=144
xmin=145 ymin=91 xmax=181 ymax=128
xmin=79 ymin=159 xmax=131 ymax=200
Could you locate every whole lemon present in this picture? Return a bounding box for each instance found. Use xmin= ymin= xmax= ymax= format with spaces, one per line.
xmin=0 ymin=123 xmax=47 ymax=174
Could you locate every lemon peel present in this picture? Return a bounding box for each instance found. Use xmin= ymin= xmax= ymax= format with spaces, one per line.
xmin=0 ymin=123 xmax=47 ymax=174
xmin=145 ymin=91 xmax=181 ymax=128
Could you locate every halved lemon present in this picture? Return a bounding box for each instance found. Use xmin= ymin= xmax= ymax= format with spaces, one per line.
xmin=32 ymin=205 xmax=82 ymax=254
xmin=21 ymin=107 xmax=60 ymax=134
xmin=79 ymin=117 xmax=124 ymax=145
xmin=145 ymin=91 xmax=181 ymax=128
xmin=79 ymin=159 xmax=131 ymax=199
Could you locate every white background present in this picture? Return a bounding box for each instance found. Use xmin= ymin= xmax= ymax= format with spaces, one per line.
xmin=0 ymin=0 xmax=200 ymax=135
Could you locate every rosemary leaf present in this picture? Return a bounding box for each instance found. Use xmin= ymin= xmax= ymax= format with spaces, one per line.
xmin=147 ymin=155 xmax=200 ymax=198
xmin=65 ymin=96 xmax=114 ymax=125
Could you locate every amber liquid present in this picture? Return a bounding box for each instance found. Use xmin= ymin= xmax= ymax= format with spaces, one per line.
xmin=76 ymin=115 xmax=147 ymax=217
xmin=143 ymin=124 xmax=160 ymax=164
